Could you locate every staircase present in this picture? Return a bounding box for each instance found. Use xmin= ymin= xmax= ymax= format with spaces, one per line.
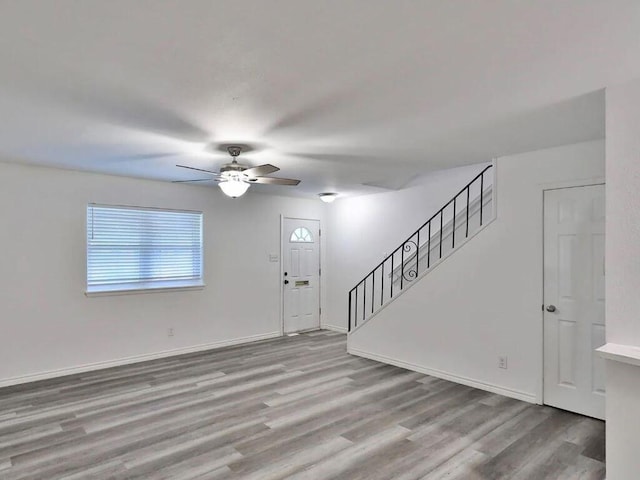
xmin=348 ymin=164 xmax=494 ymax=332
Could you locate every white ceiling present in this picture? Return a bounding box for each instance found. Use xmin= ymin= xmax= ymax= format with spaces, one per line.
xmin=0 ymin=1 xmax=637 ymax=198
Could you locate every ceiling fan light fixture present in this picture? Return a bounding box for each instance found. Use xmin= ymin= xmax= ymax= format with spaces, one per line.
xmin=318 ymin=193 xmax=338 ymax=203
xmin=219 ymin=178 xmax=250 ymax=198
xmin=175 ymin=145 xmax=301 ymax=198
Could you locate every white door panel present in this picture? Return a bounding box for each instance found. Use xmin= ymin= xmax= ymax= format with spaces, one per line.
xmin=543 ymin=184 xmax=605 ymax=419
xmin=283 ymin=218 xmax=320 ymax=333
xmin=290 ymin=250 xmax=300 ymax=277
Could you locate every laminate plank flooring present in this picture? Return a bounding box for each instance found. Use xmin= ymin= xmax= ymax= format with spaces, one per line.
xmin=0 ymin=331 xmax=605 ymax=479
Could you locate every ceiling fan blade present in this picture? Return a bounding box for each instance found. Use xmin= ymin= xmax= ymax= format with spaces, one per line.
xmin=171 ymin=178 xmax=213 ymax=183
xmin=250 ymin=177 xmax=301 ymax=186
xmin=243 ymin=164 xmax=279 ymax=178
xmin=176 ymin=164 xmax=221 ymax=176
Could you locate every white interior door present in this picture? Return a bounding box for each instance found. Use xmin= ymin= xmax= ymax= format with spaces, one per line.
xmin=543 ymin=184 xmax=605 ymax=419
xmin=282 ymin=218 xmax=320 ymax=333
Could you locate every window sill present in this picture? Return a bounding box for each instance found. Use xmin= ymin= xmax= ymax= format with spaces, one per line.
xmin=85 ymin=281 xmax=205 ymax=297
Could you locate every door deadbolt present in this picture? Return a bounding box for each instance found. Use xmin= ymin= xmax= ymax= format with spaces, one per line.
xmin=546 ymin=305 xmax=557 ymax=313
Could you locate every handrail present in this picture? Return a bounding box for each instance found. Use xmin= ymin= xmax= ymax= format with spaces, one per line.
xmin=348 ymin=164 xmax=493 ymax=332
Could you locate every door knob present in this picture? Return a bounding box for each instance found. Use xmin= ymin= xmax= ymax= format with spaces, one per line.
xmin=284 ymin=279 xmax=289 ymax=285
xmin=546 ymin=305 xmax=557 ymax=313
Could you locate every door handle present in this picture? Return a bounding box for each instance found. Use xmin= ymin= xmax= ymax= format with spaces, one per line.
xmin=284 ymin=279 xmax=289 ymax=285
xmin=546 ymin=305 xmax=557 ymax=313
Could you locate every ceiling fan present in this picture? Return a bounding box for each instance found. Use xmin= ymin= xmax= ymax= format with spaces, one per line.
xmin=173 ymin=146 xmax=301 ymax=198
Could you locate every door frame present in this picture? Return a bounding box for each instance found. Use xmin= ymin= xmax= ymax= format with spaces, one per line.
xmin=538 ymin=176 xmax=605 ymax=405
xmin=280 ymin=215 xmax=322 ymax=336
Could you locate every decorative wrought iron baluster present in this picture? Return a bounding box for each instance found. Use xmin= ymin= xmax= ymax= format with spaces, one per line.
xmin=401 ymin=245 xmax=405 ymax=290
xmin=371 ymin=271 xmax=375 ymax=314
xmin=401 ymin=240 xmax=418 ymax=283
xmin=439 ymin=210 xmax=443 ymax=259
xmin=452 ymin=198 xmax=456 ymax=249
xmin=416 ymin=230 xmax=420 ymax=277
xmin=348 ymin=291 xmax=352 ymax=332
xmin=480 ymin=172 xmax=484 ymax=226
xmin=363 ymin=278 xmax=366 ymax=323
xmin=381 ymin=262 xmax=384 ymax=306
xmin=355 ymin=287 xmax=358 ymax=328
xmin=466 ymin=185 xmax=470 ymax=238
xmin=427 ymin=221 xmax=431 ymax=268
xmin=391 ymin=254 xmax=394 ymax=298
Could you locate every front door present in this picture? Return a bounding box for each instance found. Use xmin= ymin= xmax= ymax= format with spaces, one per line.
xmin=282 ymin=218 xmax=320 ymax=333
xmin=543 ymin=184 xmax=605 ymax=419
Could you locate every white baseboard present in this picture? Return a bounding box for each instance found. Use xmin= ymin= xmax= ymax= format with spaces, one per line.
xmin=348 ymin=347 xmax=537 ymax=404
xmin=321 ymin=324 xmax=348 ymax=334
xmin=0 ymin=331 xmax=282 ymax=389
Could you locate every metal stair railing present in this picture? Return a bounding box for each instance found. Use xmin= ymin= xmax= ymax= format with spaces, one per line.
xmin=348 ymin=165 xmax=493 ymax=332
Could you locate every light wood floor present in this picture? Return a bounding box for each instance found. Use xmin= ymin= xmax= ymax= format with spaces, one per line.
xmin=0 ymin=330 xmax=605 ymax=479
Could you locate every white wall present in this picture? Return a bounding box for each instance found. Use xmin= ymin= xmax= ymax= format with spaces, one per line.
xmin=323 ymin=163 xmax=490 ymax=331
xmin=347 ymin=140 xmax=604 ymax=402
xmin=604 ymin=78 xmax=640 ymax=480
xmin=0 ymin=161 xmax=326 ymax=385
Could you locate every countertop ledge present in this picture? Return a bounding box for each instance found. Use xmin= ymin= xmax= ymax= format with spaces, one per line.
xmin=596 ymin=343 xmax=640 ymax=367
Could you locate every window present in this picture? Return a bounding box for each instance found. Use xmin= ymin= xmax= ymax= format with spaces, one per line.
xmin=290 ymin=227 xmax=313 ymax=243
xmin=87 ymin=204 xmax=203 ymax=293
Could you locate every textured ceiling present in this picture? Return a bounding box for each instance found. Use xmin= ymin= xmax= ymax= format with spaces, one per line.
xmin=0 ymin=0 xmax=637 ymax=197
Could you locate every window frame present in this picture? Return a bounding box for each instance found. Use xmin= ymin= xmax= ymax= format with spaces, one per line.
xmin=85 ymin=203 xmax=205 ymax=296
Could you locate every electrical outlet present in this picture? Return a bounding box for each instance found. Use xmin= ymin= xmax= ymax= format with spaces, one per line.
xmin=168 ymin=327 xmax=174 ymax=337
xmin=498 ymin=355 xmax=508 ymax=369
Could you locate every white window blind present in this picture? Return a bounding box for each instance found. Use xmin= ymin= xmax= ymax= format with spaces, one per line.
xmin=87 ymin=204 xmax=203 ymax=293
